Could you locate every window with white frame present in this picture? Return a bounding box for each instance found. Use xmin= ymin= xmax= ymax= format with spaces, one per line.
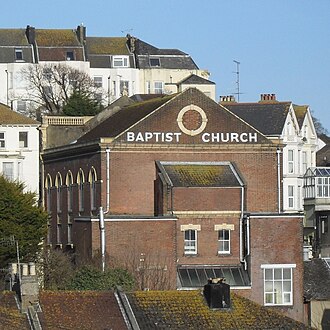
xmin=154 ymin=81 xmax=164 ymax=94
xmin=2 ymin=162 xmax=14 ymax=181
xmin=19 ymin=132 xmax=28 ymax=148
xmin=218 ymin=229 xmax=230 ymax=254
xmin=302 ymin=151 xmax=307 ymax=174
xmin=120 ymin=80 xmax=129 ymax=95
xmin=288 ymin=185 xmax=294 ymax=208
xmin=0 ymin=132 xmax=5 ymax=148
xmin=15 ymin=48 xmax=23 ymax=61
xmin=317 ymin=177 xmax=330 ymax=198
xmin=184 ymin=230 xmax=197 ymax=255
xmin=17 ymin=101 xmax=27 ymax=114
xmin=94 ymin=76 xmax=103 ymax=88
xmin=288 ymin=150 xmax=294 ymax=174
xmin=146 ymin=81 xmax=151 ymax=94
xmin=112 ymin=56 xmax=129 ymax=67
xmin=262 ymin=264 xmax=295 ymax=306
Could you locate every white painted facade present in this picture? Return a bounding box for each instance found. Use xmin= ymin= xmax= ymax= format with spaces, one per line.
xmin=0 ymin=123 xmax=40 ymax=195
xmin=281 ymin=105 xmax=317 ymax=212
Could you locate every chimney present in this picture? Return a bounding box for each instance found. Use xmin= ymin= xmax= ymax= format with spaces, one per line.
xmin=25 ymin=25 xmax=35 ymax=44
xmin=259 ymin=93 xmax=277 ymax=103
xmin=203 ymin=278 xmax=231 ymax=309
xmin=10 ymin=262 xmax=39 ymax=313
xmin=76 ymin=24 xmax=86 ymax=44
xmin=219 ymin=95 xmax=236 ymax=104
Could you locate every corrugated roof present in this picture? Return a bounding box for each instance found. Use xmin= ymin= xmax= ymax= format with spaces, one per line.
xmin=35 ymin=29 xmax=80 ymax=47
xmin=86 ymin=37 xmax=129 ymax=55
xmin=77 ymin=94 xmax=176 ymax=143
xmin=127 ymin=290 xmax=310 ymax=329
xmin=225 ymin=102 xmax=291 ymax=135
xmin=0 ymin=103 xmax=39 ymax=125
xmin=0 ymin=29 xmax=29 ymax=46
xmin=161 ymin=163 xmax=242 ymax=187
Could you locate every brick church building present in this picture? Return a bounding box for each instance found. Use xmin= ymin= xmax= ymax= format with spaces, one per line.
xmin=42 ymin=88 xmax=304 ymax=322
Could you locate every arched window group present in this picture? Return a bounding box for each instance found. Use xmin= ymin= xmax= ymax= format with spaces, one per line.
xmin=44 ymin=167 xmax=99 ymax=216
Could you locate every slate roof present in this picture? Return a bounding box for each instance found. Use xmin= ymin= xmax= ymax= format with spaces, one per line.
xmin=178 ymin=74 xmax=215 ymax=85
xmin=38 ymin=291 xmax=128 ymax=329
xmin=35 ymin=29 xmax=81 ymax=47
xmin=293 ymin=105 xmax=308 ymax=129
xmin=0 ymin=103 xmax=39 ymax=125
xmin=225 ymin=102 xmax=291 ymax=136
xmin=86 ymin=37 xmax=129 ymax=55
xmin=0 ymin=291 xmax=29 ymax=329
xmin=127 ymin=290 xmax=311 ymax=329
xmin=0 ymin=29 xmax=29 ymax=46
xmin=160 ymin=162 xmax=243 ymax=187
xmin=77 ymin=94 xmax=176 ymax=143
xmin=304 ymin=258 xmax=330 ymax=300
xmin=134 ymin=38 xmax=199 ymax=70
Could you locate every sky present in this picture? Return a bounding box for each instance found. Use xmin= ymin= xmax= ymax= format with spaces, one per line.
xmin=3 ymin=0 xmax=330 ymax=132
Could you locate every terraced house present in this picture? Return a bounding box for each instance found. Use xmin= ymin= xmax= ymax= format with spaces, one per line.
xmin=42 ymin=88 xmax=305 ymax=322
xmin=0 ymin=24 xmax=214 ymax=113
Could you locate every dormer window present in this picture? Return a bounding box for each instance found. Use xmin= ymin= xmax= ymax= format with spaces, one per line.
xmin=15 ymin=48 xmax=23 ymax=61
xmin=112 ymin=56 xmax=129 ymax=67
xmin=150 ymin=58 xmax=160 ymax=67
xmin=66 ymin=51 xmax=74 ymax=61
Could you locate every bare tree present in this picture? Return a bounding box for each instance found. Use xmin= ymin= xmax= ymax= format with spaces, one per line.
xmin=21 ymin=64 xmax=105 ymax=115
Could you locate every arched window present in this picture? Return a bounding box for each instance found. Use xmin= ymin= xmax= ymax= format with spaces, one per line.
xmin=77 ymin=169 xmax=85 ymax=213
xmin=89 ymin=167 xmax=98 ymax=211
xmin=45 ymin=174 xmax=52 ymax=213
xmin=66 ymin=171 xmax=74 ymax=213
xmin=55 ymin=173 xmax=63 ymax=214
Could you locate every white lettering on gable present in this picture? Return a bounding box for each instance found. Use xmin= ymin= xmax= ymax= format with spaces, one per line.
xmin=126 ymin=131 xmax=258 ymax=143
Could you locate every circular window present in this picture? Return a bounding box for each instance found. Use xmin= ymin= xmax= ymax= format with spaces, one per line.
xmin=177 ymin=105 xmax=208 ymax=136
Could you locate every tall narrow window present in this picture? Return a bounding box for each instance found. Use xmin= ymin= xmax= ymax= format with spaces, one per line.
xmin=288 ymin=185 xmax=294 ymax=208
xmin=45 ymin=175 xmax=52 ymax=213
xmin=77 ymin=170 xmax=85 ymax=213
xmin=263 ymin=265 xmax=294 ymax=306
xmin=0 ymin=132 xmax=5 ymax=148
xmin=120 ymin=80 xmax=129 ymax=95
xmin=19 ymin=132 xmax=28 ymax=148
xmin=2 ymin=162 xmax=14 ymax=181
xmin=66 ymin=171 xmax=73 ymax=213
xmin=89 ymin=168 xmax=97 ymax=211
xmin=302 ymin=151 xmax=307 ymax=174
xmin=218 ymin=229 xmax=230 ymax=254
xmin=94 ymin=76 xmax=103 ymax=88
xmin=288 ymin=150 xmax=294 ymax=174
xmin=184 ymin=230 xmax=197 ymax=255
xmin=55 ymin=173 xmax=62 ymax=214
xmin=154 ymin=81 xmax=164 ymax=94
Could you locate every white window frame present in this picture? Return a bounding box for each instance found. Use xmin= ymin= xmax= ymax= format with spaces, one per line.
xmin=2 ymin=162 xmax=14 ymax=181
xmin=261 ymin=264 xmax=295 ymax=306
xmin=112 ymin=56 xmax=129 ymax=68
xmin=218 ymin=229 xmax=230 ymax=254
xmin=154 ymin=81 xmax=164 ymax=94
xmin=120 ymin=80 xmax=129 ymax=95
xmin=0 ymin=132 xmax=5 ymax=148
xmin=17 ymin=100 xmax=27 ymax=113
xmin=288 ymin=150 xmax=294 ymax=174
xmin=184 ymin=229 xmax=197 ymax=255
xmin=302 ymin=151 xmax=307 ymax=174
xmin=19 ymin=131 xmax=28 ymax=148
xmin=288 ymin=185 xmax=294 ymax=208
xmin=317 ymin=177 xmax=330 ymax=198
xmin=15 ymin=48 xmax=23 ymax=61
xmin=94 ymin=76 xmax=103 ymax=88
